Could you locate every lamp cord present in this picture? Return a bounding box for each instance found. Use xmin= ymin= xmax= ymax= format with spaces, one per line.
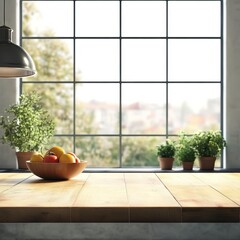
xmin=3 ymin=0 xmax=5 ymax=25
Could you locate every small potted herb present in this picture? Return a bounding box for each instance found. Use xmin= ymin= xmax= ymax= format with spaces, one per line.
xmin=176 ymin=134 xmax=196 ymax=170
xmin=191 ymin=130 xmax=226 ymax=171
xmin=0 ymin=92 xmax=55 ymax=169
xmin=157 ymin=139 xmax=176 ymax=170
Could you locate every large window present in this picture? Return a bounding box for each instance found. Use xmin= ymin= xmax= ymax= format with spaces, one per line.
xmin=21 ymin=0 xmax=223 ymax=168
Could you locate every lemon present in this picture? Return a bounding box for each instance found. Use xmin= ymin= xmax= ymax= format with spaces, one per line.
xmin=30 ymin=153 xmax=43 ymax=162
xmin=46 ymin=146 xmax=65 ymax=159
xmin=59 ymin=153 xmax=75 ymax=163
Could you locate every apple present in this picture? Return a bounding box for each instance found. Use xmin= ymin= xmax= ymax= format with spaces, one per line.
xmin=43 ymin=154 xmax=58 ymax=163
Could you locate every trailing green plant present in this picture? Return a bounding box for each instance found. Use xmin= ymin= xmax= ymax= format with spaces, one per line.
xmin=191 ymin=130 xmax=226 ymax=158
xmin=176 ymin=134 xmax=196 ymax=162
xmin=157 ymin=139 xmax=176 ymax=158
xmin=0 ymin=92 xmax=55 ymax=152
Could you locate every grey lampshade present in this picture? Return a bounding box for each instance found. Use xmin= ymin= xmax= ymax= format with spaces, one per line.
xmin=0 ymin=25 xmax=36 ymax=78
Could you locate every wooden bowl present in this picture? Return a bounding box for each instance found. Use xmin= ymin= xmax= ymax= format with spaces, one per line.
xmin=26 ymin=161 xmax=87 ymax=180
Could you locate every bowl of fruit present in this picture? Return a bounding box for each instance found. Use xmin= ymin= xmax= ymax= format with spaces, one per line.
xmin=26 ymin=146 xmax=87 ymax=180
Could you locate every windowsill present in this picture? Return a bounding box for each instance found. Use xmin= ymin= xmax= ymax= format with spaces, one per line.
xmin=1 ymin=167 xmax=240 ymax=173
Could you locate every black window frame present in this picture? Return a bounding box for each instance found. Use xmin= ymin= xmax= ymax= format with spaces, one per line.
xmin=20 ymin=0 xmax=224 ymax=170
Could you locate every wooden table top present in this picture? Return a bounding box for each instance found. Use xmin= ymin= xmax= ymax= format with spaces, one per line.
xmin=0 ymin=172 xmax=240 ymax=222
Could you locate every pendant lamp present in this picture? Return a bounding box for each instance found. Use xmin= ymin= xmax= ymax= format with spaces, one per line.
xmin=0 ymin=0 xmax=36 ymax=78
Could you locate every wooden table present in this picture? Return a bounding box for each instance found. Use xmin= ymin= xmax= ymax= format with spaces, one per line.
xmin=0 ymin=172 xmax=240 ymax=222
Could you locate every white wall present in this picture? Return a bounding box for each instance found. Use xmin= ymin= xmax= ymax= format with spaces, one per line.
xmin=0 ymin=0 xmax=19 ymax=168
xmin=0 ymin=0 xmax=240 ymax=169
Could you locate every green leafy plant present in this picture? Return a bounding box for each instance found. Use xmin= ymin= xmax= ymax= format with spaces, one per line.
xmin=176 ymin=134 xmax=196 ymax=162
xmin=191 ymin=130 xmax=226 ymax=157
xmin=157 ymin=139 xmax=176 ymax=158
xmin=0 ymin=92 xmax=55 ymax=152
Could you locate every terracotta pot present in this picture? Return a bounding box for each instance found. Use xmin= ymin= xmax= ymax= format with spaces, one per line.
xmin=199 ymin=157 xmax=216 ymax=171
xmin=159 ymin=157 xmax=174 ymax=170
xmin=16 ymin=152 xmax=35 ymax=169
xmin=182 ymin=161 xmax=194 ymax=171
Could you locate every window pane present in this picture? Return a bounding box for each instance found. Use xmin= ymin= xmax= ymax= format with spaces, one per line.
xmin=21 ymin=0 xmax=223 ymax=168
xmin=22 ymin=39 xmax=74 ymax=82
xmin=122 ymin=83 xmax=166 ymax=134
xmin=22 ymin=1 xmax=73 ymax=37
xmin=122 ymin=40 xmax=166 ymax=81
xmin=22 ymin=83 xmax=74 ymax=134
xmin=76 ymin=40 xmax=119 ymax=81
xmin=76 ymin=1 xmax=119 ymax=37
xmin=122 ymin=1 xmax=166 ymax=37
xmin=122 ymin=137 xmax=162 ymax=167
xmin=75 ymin=137 xmax=119 ymax=167
xmin=168 ymin=39 xmax=220 ymax=82
xmin=168 ymin=1 xmax=220 ymax=37
xmin=168 ymin=83 xmax=221 ymax=134
xmin=76 ymin=83 xmax=119 ymax=134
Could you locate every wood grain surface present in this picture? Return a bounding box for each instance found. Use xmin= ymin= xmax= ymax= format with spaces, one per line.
xmin=0 ymin=172 xmax=240 ymax=222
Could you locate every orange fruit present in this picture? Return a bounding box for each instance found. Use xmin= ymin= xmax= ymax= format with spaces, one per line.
xmin=59 ymin=153 xmax=75 ymax=163
xmin=46 ymin=146 xmax=65 ymax=159
xmin=30 ymin=153 xmax=44 ymax=162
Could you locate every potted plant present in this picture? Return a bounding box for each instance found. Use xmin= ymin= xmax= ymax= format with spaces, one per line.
xmin=192 ymin=130 xmax=226 ymax=171
xmin=0 ymin=92 xmax=55 ymax=169
xmin=157 ymin=139 xmax=176 ymax=170
xmin=176 ymin=134 xmax=196 ymax=170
